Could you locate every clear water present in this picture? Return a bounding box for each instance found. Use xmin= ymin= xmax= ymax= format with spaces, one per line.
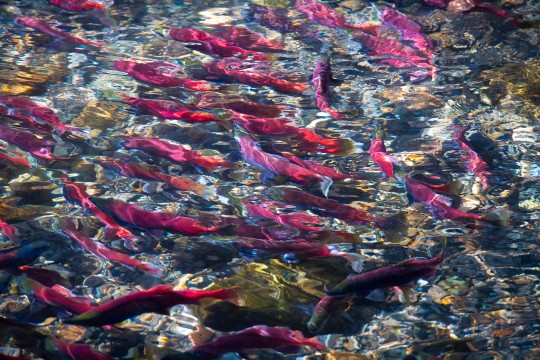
xmin=0 ymin=0 xmax=539 ymax=359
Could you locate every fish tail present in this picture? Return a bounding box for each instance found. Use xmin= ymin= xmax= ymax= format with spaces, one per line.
xmin=320 ymin=176 xmax=333 ymax=197
xmin=138 ymin=262 xmax=164 ymax=278
xmin=331 ymin=251 xmax=364 ymax=273
xmin=214 ymin=287 xmax=245 ymax=307
xmin=376 ymin=211 xmax=408 ymax=242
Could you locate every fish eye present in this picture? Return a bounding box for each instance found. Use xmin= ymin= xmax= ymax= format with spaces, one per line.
xmin=39 ymin=148 xmax=50 ymax=155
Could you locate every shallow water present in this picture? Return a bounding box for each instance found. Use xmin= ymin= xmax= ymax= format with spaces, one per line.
xmin=0 ymin=0 xmax=539 ymax=359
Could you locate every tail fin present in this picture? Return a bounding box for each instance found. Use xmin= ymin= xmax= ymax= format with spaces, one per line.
xmin=320 ymin=176 xmax=333 ymax=198
xmin=214 ymin=287 xmax=245 ymax=307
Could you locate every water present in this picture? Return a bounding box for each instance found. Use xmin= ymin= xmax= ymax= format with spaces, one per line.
xmin=0 ymin=0 xmax=539 ymax=359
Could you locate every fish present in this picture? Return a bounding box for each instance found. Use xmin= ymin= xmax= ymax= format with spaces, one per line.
xmin=120 ymin=95 xmax=219 ymax=123
xmin=15 ymin=15 xmax=103 ymax=47
xmin=197 ymin=94 xmax=290 ymax=118
xmin=327 ymin=252 xmax=443 ymax=297
xmin=64 ymin=284 xmax=240 ymax=326
xmin=369 ymin=138 xmax=397 ymax=179
xmin=93 ymin=198 xmax=221 ymax=235
xmin=168 ymin=28 xmax=268 ymax=60
xmin=0 ymin=241 xmax=50 ymax=270
xmin=47 ymin=0 xmax=107 ymax=11
xmin=242 ymin=199 xmax=324 ymax=231
xmin=282 ymin=154 xmax=353 ymax=180
xmin=203 ymin=59 xmax=308 ymax=94
xmin=236 ymin=134 xmax=333 ymax=196
xmin=96 ymin=157 xmax=209 ymax=196
xmin=230 ymin=112 xmax=347 ymax=154
xmin=404 ymin=175 xmax=486 ymax=222
xmin=380 ymin=8 xmax=433 ymax=57
xmin=191 ymin=325 xmax=325 ymax=359
xmin=0 ymin=124 xmax=59 ymax=161
xmin=295 ymin=0 xmax=377 ymax=31
xmin=113 ymin=60 xmax=214 ymax=91
xmin=0 ymin=95 xmax=85 ymax=136
xmin=423 ymin=0 xmax=521 ymax=26
xmin=453 ymin=126 xmax=491 ymax=190
xmin=17 ymin=266 xmax=69 ymax=288
xmin=47 ymin=338 xmax=116 ymax=360
xmin=212 ymin=25 xmax=285 ymax=52
xmin=351 ymin=31 xmax=434 ymax=80
xmin=31 ymin=281 xmax=95 ymax=315
xmin=278 ymin=188 xmax=402 ymax=230
xmin=249 ymin=4 xmax=298 ymax=32
xmin=234 ymin=237 xmax=363 ymax=271
xmin=0 ymin=218 xmax=19 ymax=241
xmin=62 ymin=181 xmax=140 ymax=249
xmin=61 ymin=220 xmax=163 ymax=277
xmin=312 ymin=59 xmax=344 ymax=119
xmin=0 ymin=148 xmax=32 ymax=168
xmin=121 ymin=136 xmax=229 ymax=171
xmin=307 ymin=294 xmax=350 ymax=333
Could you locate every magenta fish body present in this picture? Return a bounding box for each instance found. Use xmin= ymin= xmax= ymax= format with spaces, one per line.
xmin=113 ymin=60 xmax=213 ymax=91
xmin=213 ymin=25 xmax=285 ymax=52
xmin=327 ymin=253 xmax=443 ymax=296
xmin=121 ymin=136 xmax=229 ymax=171
xmin=121 ymin=95 xmax=219 ymax=123
xmin=15 ymin=15 xmax=103 ymax=47
xmin=169 ymin=28 xmax=268 ymax=60
xmin=102 ymin=199 xmax=220 ymax=235
xmin=0 ymin=124 xmax=57 ymax=160
xmin=380 ymin=8 xmax=433 ymax=55
xmin=48 ymin=0 xmax=107 ymax=11
xmin=369 ymin=138 xmax=396 ymax=179
xmin=32 ymin=282 xmax=94 ymax=315
xmin=404 ymin=176 xmax=485 ymax=221
xmin=312 ymin=60 xmax=344 ymax=118
xmin=453 ymin=126 xmax=490 ymax=189
xmin=191 ymin=325 xmax=325 ymax=359
xmin=236 ymin=135 xmax=332 ymax=194
xmin=62 ymin=220 xmax=162 ymax=277
xmin=65 ymin=285 xmax=236 ymax=326
xmin=283 ymin=154 xmax=352 ymax=180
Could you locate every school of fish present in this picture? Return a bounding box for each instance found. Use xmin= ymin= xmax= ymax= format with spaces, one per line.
xmin=0 ymin=0 xmax=537 ymax=359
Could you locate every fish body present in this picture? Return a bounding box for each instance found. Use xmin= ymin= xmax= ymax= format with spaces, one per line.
xmin=380 ymin=8 xmax=433 ymax=56
xmin=15 ymin=15 xmax=103 ymax=47
xmin=204 ymin=59 xmax=308 ymax=94
xmin=213 ymin=25 xmax=285 ymax=52
xmin=243 ymin=200 xmax=324 ymax=231
xmin=231 ymin=113 xmax=345 ymax=154
xmin=0 ymin=124 xmax=57 ymax=160
xmin=0 ymin=241 xmax=49 ymax=270
xmin=18 ymin=266 xmax=69 ymax=288
xmin=236 ymin=135 xmax=332 ymax=195
xmin=0 ymin=149 xmax=31 ymax=168
xmin=197 ymin=95 xmax=288 ymax=118
xmin=121 ymin=95 xmax=218 ymax=123
xmin=48 ymin=338 xmax=116 ymax=360
xmin=453 ymin=126 xmax=490 ymax=189
xmin=424 ymin=0 xmax=521 ymax=26
xmin=312 ymin=60 xmax=344 ymax=118
xmin=327 ymin=253 xmax=443 ymax=296
xmin=404 ymin=176 xmax=485 ymax=221
xmin=283 ymin=154 xmax=352 ymax=180
xmin=169 ymin=28 xmax=268 ymax=60
xmin=249 ymin=4 xmax=297 ymax=32
xmin=307 ymin=295 xmax=349 ymax=332
xmin=295 ymin=0 xmax=375 ymax=31
xmin=121 ymin=136 xmax=229 ymax=171
xmin=113 ymin=60 xmax=213 ymax=90
xmin=48 ymin=0 xmax=106 ymax=11
xmin=191 ymin=325 xmax=325 ymax=359
xmin=369 ymin=138 xmax=397 ymax=179
xmin=65 ymin=285 xmax=237 ymax=326
xmin=102 ymin=199 xmax=220 ymax=235
xmin=62 ymin=182 xmax=138 ymax=246
xmin=32 ymin=281 xmax=94 ymax=315
xmin=97 ymin=158 xmax=206 ymax=195
xmin=0 ymin=96 xmax=83 ymax=135
xmin=62 ymin=221 xmax=162 ymax=277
